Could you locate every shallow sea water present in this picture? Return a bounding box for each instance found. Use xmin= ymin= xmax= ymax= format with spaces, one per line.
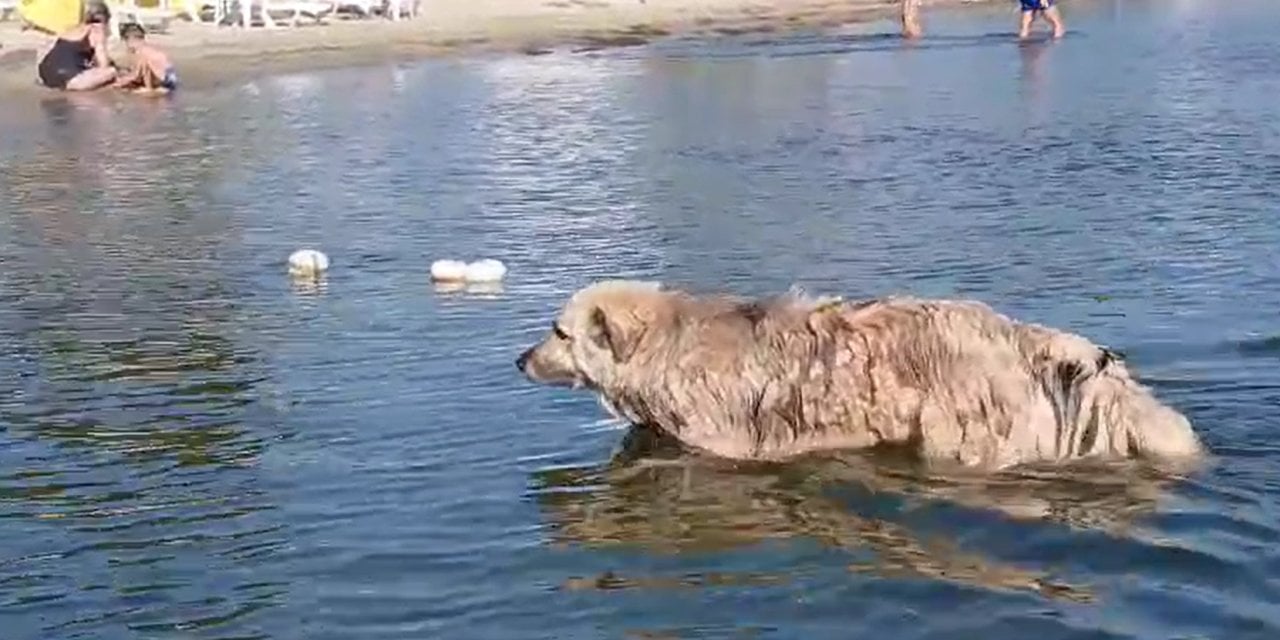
xmin=2 ymin=0 xmax=1279 ymax=638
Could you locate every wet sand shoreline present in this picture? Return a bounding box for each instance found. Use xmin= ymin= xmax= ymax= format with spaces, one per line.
xmin=0 ymin=0 xmax=999 ymax=95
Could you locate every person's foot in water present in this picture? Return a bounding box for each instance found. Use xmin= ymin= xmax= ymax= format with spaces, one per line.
xmin=901 ymin=0 xmax=923 ymax=39
xmin=1045 ymin=5 xmax=1066 ymax=39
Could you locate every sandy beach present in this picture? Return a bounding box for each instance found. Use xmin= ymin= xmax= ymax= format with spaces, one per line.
xmin=0 ymin=0 xmax=998 ymax=93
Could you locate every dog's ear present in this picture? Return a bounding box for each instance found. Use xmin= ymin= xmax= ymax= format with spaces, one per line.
xmin=589 ymin=305 xmax=647 ymax=363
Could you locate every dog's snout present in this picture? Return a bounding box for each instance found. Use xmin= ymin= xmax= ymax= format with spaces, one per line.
xmin=516 ymin=342 xmax=578 ymax=387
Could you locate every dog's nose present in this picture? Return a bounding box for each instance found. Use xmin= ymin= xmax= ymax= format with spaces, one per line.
xmin=515 ymin=350 xmax=529 ymax=372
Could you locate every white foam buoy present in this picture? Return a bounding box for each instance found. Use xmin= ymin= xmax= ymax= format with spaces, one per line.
xmin=464 ymin=259 xmax=507 ymax=283
xmin=430 ymin=259 xmax=469 ymax=282
xmin=288 ymin=249 xmax=330 ymax=277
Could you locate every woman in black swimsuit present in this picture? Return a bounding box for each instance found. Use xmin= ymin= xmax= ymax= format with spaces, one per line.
xmin=37 ymin=3 xmax=117 ymax=91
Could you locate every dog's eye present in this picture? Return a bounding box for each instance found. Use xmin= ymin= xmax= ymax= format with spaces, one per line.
xmin=553 ymin=325 xmax=571 ymax=340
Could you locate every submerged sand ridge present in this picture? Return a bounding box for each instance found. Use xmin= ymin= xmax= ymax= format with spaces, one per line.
xmin=0 ymin=0 xmax=999 ymax=92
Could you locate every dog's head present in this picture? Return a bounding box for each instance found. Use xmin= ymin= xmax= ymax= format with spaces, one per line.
xmin=517 ymin=280 xmax=666 ymax=389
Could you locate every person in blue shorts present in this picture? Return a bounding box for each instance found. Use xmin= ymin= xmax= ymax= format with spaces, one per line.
xmin=1019 ymin=0 xmax=1065 ymax=40
xmin=114 ymin=23 xmax=178 ymax=95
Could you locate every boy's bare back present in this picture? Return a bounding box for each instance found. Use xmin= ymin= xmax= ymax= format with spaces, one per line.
xmin=132 ymin=42 xmax=171 ymax=73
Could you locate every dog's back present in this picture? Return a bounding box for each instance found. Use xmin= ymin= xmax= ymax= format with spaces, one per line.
xmin=808 ymin=296 xmax=1204 ymax=468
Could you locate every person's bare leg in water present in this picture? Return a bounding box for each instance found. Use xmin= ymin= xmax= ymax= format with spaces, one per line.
xmin=901 ymin=0 xmax=922 ymax=39
xmin=1044 ymin=4 xmax=1066 ymax=38
xmin=1018 ymin=8 xmax=1036 ymax=40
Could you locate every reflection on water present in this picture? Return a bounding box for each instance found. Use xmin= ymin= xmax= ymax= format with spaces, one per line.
xmin=432 ymin=281 xmax=507 ymax=298
xmin=3 ymin=0 xmax=1280 ymax=638
xmin=1 ymin=87 xmax=287 ymax=638
xmin=534 ymin=428 xmax=1144 ymax=602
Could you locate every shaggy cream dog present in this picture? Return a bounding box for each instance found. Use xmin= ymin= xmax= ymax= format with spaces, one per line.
xmin=516 ymin=280 xmax=1204 ymax=471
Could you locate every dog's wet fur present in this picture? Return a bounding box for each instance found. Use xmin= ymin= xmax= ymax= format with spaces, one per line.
xmin=517 ymin=280 xmax=1204 ymax=471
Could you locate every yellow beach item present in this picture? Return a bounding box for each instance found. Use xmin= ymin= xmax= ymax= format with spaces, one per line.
xmin=17 ymin=0 xmax=83 ymax=35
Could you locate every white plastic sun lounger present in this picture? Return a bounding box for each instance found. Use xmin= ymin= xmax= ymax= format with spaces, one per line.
xmin=0 ymin=0 xmax=19 ymax=22
xmin=333 ymin=0 xmax=417 ymax=20
xmin=106 ymin=1 xmax=183 ymax=34
xmin=240 ymin=0 xmax=335 ymax=27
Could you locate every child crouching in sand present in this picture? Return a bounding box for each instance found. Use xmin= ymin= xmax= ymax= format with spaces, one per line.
xmin=1018 ymin=0 xmax=1065 ymax=40
xmin=114 ymin=23 xmax=177 ymax=94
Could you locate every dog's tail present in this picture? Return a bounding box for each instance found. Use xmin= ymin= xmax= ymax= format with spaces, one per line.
xmin=1033 ymin=332 xmax=1204 ymax=469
